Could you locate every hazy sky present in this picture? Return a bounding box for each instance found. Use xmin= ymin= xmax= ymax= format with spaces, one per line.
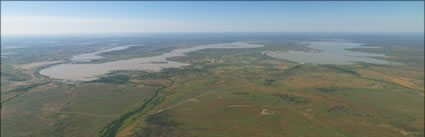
xmin=1 ymin=1 xmax=424 ymax=35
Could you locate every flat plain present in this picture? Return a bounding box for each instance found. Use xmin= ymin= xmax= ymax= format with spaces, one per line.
xmin=1 ymin=33 xmax=423 ymax=137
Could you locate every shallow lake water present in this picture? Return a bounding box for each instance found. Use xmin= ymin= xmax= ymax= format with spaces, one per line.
xmin=39 ymin=42 xmax=263 ymax=81
xmin=71 ymin=45 xmax=137 ymax=62
xmin=266 ymin=41 xmax=397 ymax=65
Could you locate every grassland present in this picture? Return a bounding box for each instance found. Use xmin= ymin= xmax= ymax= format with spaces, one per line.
xmin=109 ymin=44 xmax=423 ymax=137
xmin=1 ymin=34 xmax=423 ymax=137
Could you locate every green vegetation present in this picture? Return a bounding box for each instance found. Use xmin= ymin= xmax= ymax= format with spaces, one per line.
xmin=1 ymin=34 xmax=423 ymax=137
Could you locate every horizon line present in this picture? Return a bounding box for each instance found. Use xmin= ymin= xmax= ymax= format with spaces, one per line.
xmin=2 ymin=31 xmax=424 ymax=36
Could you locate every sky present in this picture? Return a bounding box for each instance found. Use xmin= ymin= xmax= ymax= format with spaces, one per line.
xmin=1 ymin=1 xmax=424 ymax=35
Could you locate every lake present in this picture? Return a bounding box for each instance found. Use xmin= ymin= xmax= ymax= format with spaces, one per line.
xmin=71 ymin=45 xmax=137 ymax=62
xmin=266 ymin=41 xmax=397 ymax=65
xmin=39 ymin=42 xmax=263 ymax=81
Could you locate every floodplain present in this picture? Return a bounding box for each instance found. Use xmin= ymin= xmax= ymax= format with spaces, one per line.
xmin=1 ymin=33 xmax=423 ymax=137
